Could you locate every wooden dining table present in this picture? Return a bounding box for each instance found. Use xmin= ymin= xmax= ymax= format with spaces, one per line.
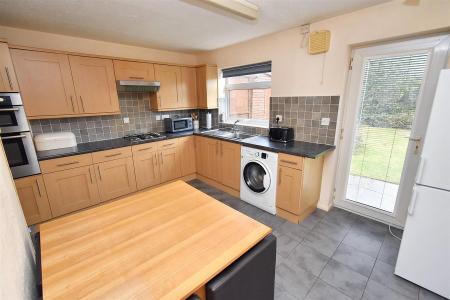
xmin=40 ymin=180 xmax=271 ymax=299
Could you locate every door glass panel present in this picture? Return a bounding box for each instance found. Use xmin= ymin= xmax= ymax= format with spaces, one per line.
xmin=3 ymin=138 xmax=28 ymax=167
xmin=0 ymin=111 xmax=18 ymax=127
xmin=243 ymin=162 xmax=266 ymax=193
xmin=346 ymin=53 xmax=429 ymax=213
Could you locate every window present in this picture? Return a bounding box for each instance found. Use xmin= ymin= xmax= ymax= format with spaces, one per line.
xmin=220 ymin=61 xmax=271 ymax=127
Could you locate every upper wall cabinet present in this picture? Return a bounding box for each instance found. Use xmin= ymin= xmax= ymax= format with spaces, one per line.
xmin=180 ymin=67 xmax=198 ymax=109
xmin=0 ymin=43 xmax=19 ymax=92
xmin=69 ymin=56 xmax=120 ymax=114
xmin=113 ymin=60 xmax=155 ymax=81
xmin=150 ymin=64 xmax=182 ymax=111
xmin=196 ymin=65 xmax=218 ymax=109
xmin=11 ymin=49 xmax=79 ymax=118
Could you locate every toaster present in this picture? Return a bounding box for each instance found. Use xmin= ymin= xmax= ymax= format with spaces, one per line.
xmin=269 ymin=127 xmax=294 ymax=143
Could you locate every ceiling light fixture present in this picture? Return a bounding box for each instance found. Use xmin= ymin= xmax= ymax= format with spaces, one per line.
xmin=200 ymin=0 xmax=259 ymax=20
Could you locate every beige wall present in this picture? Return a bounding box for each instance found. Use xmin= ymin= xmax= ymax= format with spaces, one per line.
xmin=0 ymin=143 xmax=37 ymax=299
xmin=0 ymin=25 xmax=198 ymax=65
xmin=199 ymin=0 xmax=450 ymax=210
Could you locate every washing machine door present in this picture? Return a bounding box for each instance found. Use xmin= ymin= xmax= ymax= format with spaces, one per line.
xmin=243 ymin=161 xmax=271 ymax=193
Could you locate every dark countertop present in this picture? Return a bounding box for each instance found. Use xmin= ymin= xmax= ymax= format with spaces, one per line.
xmin=36 ymin=130 xmax=334 ymax=161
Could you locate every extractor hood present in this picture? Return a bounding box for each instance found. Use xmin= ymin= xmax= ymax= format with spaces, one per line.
xmin=116 ymin=80 xmax=160 ymax=92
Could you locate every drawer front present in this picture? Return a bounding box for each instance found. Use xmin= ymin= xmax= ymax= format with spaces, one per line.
xmin=132 ymin=142 xmax=159 ymax=155
xmin=157 ymin=139 xmax=178 ymax=150
xmin=278 ymin=153 xmax=303 ymax=170
xmin=92 ymin=146 xmax=132 ymax=163
xmin=40 ymin=153 xmax=93 ymax=173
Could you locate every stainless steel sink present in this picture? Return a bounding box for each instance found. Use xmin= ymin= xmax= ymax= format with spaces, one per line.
xmin=201 ymin=129 xmax=253 ymax=141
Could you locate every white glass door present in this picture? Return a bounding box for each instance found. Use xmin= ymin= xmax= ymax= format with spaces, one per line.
xmin=335 ymin=35 xmax=450 ymax=227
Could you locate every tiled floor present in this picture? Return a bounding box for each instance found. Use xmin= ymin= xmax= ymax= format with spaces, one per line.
xmin=187 ymin=179 xmax=446 ymax=300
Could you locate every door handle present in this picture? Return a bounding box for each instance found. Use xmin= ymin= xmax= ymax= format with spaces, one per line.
xmin=160 ymin=152 xmax=163 ymax=165
xmin=5 ymin=67 xmax=13 ymax=90
xmin=0 ymin=108 xmax=20 ymax=112
xmin=97 ymin=166 xmax=102 ymax=181
xmin=416 ymin=157 xmax=426 ymax=183
xmin=89 ymin=167 xmax=94 ymax=184
xmin=129 ymin=76 xmax=145 ymax=80
xmin=80 ymin=96 xmax=86 ymax=112
xmin=278 ymin=168 xmax=282 ymax=185
xmin=408 ymin=188 xmax=418 ymax=216
xmin=70 ymin=96 xmax=76 ymax=112
xmin=36 ymin=179 xmax=42 ymax=197
xmin=1 ymin=134 xmax=26 ymax=140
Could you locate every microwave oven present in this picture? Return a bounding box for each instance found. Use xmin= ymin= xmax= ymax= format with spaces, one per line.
xmin=164 ymin=117 xmax=193 ymax=133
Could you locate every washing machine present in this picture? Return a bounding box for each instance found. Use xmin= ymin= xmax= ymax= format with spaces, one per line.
xmin=240 ymin=146 xmax=278 ymax=214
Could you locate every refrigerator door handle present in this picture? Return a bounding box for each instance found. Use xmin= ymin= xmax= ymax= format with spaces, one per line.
xmin=416 ymin=157 xmax=426 ymax=183
xmin=408 ymin=187 xmax=418 ymax=216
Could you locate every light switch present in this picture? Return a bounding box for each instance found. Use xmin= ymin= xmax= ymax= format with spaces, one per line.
xmin=321 ymin=118 xmax=330 ymax=126
xmin=156 ymin=115 xmax=161 ymax=121
xmin=123 ymin=117 xmax=130 ymax=124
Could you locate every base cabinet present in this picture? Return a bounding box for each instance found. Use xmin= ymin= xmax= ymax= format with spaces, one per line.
xmin=43 ymin=166 xmax=100 ymax=217
xmin=277 ymin=165 xmax=302 ymax=214
xmin=133 ymin=150 xmax=161 ymax=190
xmin=14 ymin=175 xmax=52 ymax=225
xmin=179 ymin=136 xmax=196 ymax=176
xmin=159 ymin=147 xmax=182 ymax=182
xmin=95 ymin=157 xmax=137 ymax=202
xmin=220 ymin=141 xmax=240 ymax=191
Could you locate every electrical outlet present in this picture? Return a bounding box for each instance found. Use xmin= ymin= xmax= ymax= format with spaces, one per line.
xmin=321 ymin=117 xmax=330 ymax=126
xmin=275 ymin=115 xmax=283 ymax=122
xmin=162 ymin=114 xmax=170 ymax=119
xmin=156 ymin=115 xmax=161 ymax=121
xmin=123 ymin=117 xmax=130 ymax=124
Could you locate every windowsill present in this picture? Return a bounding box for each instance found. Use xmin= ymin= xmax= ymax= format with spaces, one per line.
xmin=221 ymin=120 xmax=269 ymax=129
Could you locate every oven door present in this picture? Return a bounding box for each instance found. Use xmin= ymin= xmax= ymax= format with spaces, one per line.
xmin=1 ymin=132 xmax=40 ymax=178
xmin=0 ymin=105 xmax=29 ymax=133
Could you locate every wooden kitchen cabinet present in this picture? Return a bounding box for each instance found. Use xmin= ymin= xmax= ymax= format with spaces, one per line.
xmin=150 ymin=64 xmax=182 ymax=110
xmin=43 ymin=166 xmax=100 ymax=217
xmin=159 ymin=146 xmax=182 ymax=182
xmin=196 ymin=65 xmax=218 ymax=109
xmin=14 ymin=175 xmax=52 ymax=225
xmin=0 ymin=43 xmax=19 ymax=92
xmin=178 ymin=136 xmax=196 ymax=176
xmin=69 ymin=55 xmax=120 ymax=114
xmin=133 ymin=149 xmax=161 ymax=190
xmin=11 ymin=49 xmax=78 ymax=118
xmin=95 ymin=157 xmax=137 ymax=202
xmin=180 ymin=67 xmax=197 ymax=108
xmin=276 ymin=153 xmax=324 ymax=224
xmin=220 ymin=141 xmax=241 ymax=191
xmin=113 ymin=60 xmax=155 ymax=81
xmin=202 ymin=137 xmax=221 ymax=182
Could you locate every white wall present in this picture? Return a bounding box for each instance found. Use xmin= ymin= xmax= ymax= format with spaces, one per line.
xmin=0 ymin=143 xmax=37 ymax=299
xmin=199 ymin=0 xmax=450 ymax=210
xmin=0 ymin=25 xmax=198 ymax=65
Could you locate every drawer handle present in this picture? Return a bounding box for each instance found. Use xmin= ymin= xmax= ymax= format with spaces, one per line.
xmin=5 ymin=66 xmax=13 ymax=90
xmin=280 ymin=159 xmax=298 ymax=165
xmin=129 ymin=76 xmax=144 ymax=80
xmin=138 ymin=147 xmax=154 ymax=152
xmin=105 ymin=153 xmax=122 ymax=158
xmin=162 ymin=143 xmax=175 ymax=147
xmin=56 ymin=161 xmax=80 ymax=167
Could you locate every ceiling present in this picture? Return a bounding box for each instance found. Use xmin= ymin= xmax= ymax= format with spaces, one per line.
xmin=0 ymin=0 xmax=389 ymax=52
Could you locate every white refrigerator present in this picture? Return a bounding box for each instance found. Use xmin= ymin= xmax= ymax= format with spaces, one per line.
xmin=395 ymin=69 xmax=450 ymax=299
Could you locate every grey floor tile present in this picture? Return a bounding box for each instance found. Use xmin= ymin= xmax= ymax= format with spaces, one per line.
xmin=299 ymin=210 xmax=325 ymax=230
xmin=236 ymin=203 xmax=265 ymax=219
xmin=419 ymin=288 xmax=447 ymax=300
xmin=312 ymin=220 xmax=350 ymax=242
xmin=332 ymin=243 xmax=376 ymax=277
xmin=306 ymin=279 xmax=352 ymax=300
xmin=321 ymin=208 xmax=357 ymax=229
xmin=277 ymin=234 xmax=300 ymax=258
xmin=276 ymin=254 xmax=285 ymax=267
xmin=275 ymin=283 xmax=300 ymax=300
xmin=302 ymin=230 xmax=341 ymax=257
xmin=320 ymin=259 xmax=368 ymax=300
xmin=286 ymin=244 xmax=329 ymax=276
xmin=370 ymin=260 xmax=420 ymax=300
xmin=378 ymin=233 xmax=401 ymax=266
xmin=352 ymin=216 xmax=388 ymax=237
xmin=363 ymin=279 xmax=415 ymax=300
xmin=342 ymin=227 xmax=384 ymax=258
xmin=254 ymin=212 xmax=286 ymax=230
xmin=278 ymin=221 xmax=309 ymax=242
xmin=276 ymin=262 xmax=317 ymax=299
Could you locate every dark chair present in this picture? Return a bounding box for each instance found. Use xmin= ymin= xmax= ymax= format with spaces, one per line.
xmin=205 ymin=234 xmax=277 ymax=300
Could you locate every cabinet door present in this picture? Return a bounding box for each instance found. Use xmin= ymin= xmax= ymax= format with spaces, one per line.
xmin=113 ymin=60 xmax=155 ymax=81
xmin=11 ymin=49 xmax=78 ymax=117
xmin=159 ymin=147 xmax=181 ymax=182
xmin=44 ymin=166 xmax=100 ymax=217
xmin=179 ymin=136 xmax=196 ymax=176
xmin=14 ymin=175 xmax=52 ymax=225
xmin=204 ymin=138 xmax=221 ymax=181
xmin=69 ymin=55 xmax=120 ymax=114
xmin=220 ymin=141 xmax=241 ymax=191
xmin=180 ymin=67 xmax=197 ymax=108
xmin=95 ymin=157 xmax=137 ymax=202
xmin=196 ymin=65 xmax=218 ymax=109
xmin=195 ymin=136 xmax=207 ymax=176
xmin=154 ymin=65 xmax=181 ymax=109
xmin=276 ymin=165 xmax=302 ymax=214
xmin=0 ymin=43 xmax=19 ymax=92
xmin=133 ymin=151 xmax=161 ymax=190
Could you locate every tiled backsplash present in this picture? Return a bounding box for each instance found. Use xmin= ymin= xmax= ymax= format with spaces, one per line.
xmin=270 ymin=96 xmax=339 ymax=145
xmin=30 ymin=92 xmax=218 ymax=144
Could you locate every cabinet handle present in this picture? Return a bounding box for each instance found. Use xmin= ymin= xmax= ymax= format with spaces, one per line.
xmin=1 ymin=134 xmax=26 ymax=140
xmin=160 ymin=152 xmax=163 ymax=165
xmin=278 ymin=168 xmax=282 ymax=185
xmin=56 ymin=161 xmax=79 ymax=167
xmin=221 ymin=143 xmax=223 ymax=156
xmin=0 ymin=108 xmax=20 ymax=112
xmin=153 ymin=153 xmax=158 ymax=168
xmin=70 ymin=95 xmax=76 ymax=112
xmin=80 ymin=96 xmax=86 ymax=112
xmin=162 ymin=143 xmax=175 ymax=148
xmin=36 ymin=179 xmax=42 ymax=197
xmin=216 ymin=142 xmax=219 ymax=155
xmin=5 ymin=67 xmax=13 ymax=90
xmin=97 ymin=166 xmax=102 ymax=181
xmin=105 ymin=153 xmax=122 ymax=158
xmin=129 ymin=76 xmax=144 ymax=80
xmin=89 ymin=167 xmax=94 ymax=184
xmin=138 ymin=147 xmax=153 ymax=152
xmin=280 ymin=160 xmax=298 ymax=165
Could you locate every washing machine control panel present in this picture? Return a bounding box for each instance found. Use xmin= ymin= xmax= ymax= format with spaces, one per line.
xmin=261 ymin=153 xmax=267 ymax=159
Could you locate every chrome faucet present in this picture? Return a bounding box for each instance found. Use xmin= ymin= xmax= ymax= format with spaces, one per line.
xmin=233 ymin=120 xmax=240 ymax=133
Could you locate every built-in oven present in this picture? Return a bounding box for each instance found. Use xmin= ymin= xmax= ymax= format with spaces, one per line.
xmin=0 ymin=93 xmax=29 ymax=133
xmin=0 ymin=92 xmax=40 ymax=178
